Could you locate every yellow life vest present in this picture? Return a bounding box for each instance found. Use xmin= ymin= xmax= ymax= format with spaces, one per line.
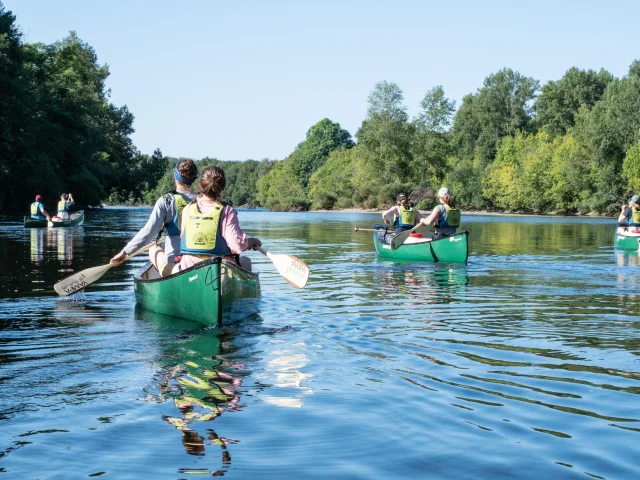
xmin=632 ymin=207 xmax=640 ymax=224
xmin=31 ymin=202 xmax=39 ymax=216
xmin=437 ymin=204 xmax=460 ymax=228
xmin=57 ymin=200 xmax=68 ymax=213
xmin=395 ymin=205 xmax=416 ymax=226
xmin=166 ymin=193 xmax=191 ymax=236
xmin=179 ymin=202 xmax=230 ymax=255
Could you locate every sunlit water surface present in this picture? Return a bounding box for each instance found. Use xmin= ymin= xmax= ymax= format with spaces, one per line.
xmin=1 ymin=209 xmax=639 ymax=479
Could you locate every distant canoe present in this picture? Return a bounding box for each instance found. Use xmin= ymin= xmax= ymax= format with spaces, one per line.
xmin=372 ymin=224 xmax=469 ymax=264
xmin=614 ymin=225 xmax=640 ymax=251
xmin=23 ymin=211 xmax=85 ymax=228
xmin=133 ymin=257 xmax=260 ymax=326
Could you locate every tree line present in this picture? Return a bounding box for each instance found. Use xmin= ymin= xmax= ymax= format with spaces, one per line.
xmin=253 ymin=63 xmax=640 ymax=214
xmin=0 ymin=2 xmax=167 ymax=212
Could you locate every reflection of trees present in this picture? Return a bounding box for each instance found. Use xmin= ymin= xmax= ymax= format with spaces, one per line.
xmin=466 ymin=221 xmax=612 ymax=256
xmin=140 ymin=312 xmax=245 ymax=476
xmin=377 ymin=266 xmax=469 ymax=306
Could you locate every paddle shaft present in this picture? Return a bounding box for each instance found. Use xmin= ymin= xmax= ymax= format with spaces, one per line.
xmin=354 ymin=227 xmax=396 ymax=233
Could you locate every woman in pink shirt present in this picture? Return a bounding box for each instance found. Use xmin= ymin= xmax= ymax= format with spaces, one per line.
xmin=149 ymin=165 xmax=261 ymax=274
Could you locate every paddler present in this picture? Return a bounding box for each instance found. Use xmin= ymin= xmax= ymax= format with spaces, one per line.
xmin=382 ymin=193 xmax=423 ymax=232
xmin=618 ymin=195 xmax=640 ymax=225
xmin=109 ymin=159 xmax=198 ymax=276
xmin=419 ymin=187 xmax=460 ymax=236
xmin=56 ymin=193 xmax=74 ymax=220
xmin=30 ymin=195 xmax=51 ymax=221
xmin=152 ymin=165 xmax=261 ymax=275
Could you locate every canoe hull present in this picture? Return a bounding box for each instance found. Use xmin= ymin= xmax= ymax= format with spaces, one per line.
xmin=133 ymin=257 xmax=260 ymax=326
xmin=23 ymin=211 xmax=85 ymax=228
xmin=615 ymin=226 xmax=640 ymax=251
xmin=373 ymin=225 xmax=469 ymax=263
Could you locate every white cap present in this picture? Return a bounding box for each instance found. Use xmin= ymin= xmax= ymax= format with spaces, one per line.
xmin=438 ymin=187 xmax=450 ymax=197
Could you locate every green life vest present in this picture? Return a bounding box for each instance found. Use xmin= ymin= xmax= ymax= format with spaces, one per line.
xmin=31 ymin=202 xmax=44 ymax=219
xmin=57 ymin=200 xmax=68 ymax=213
xmin=395 ymin=205 xmax=416 ymax=227
xmin=632 ymin=207 xmax=640 ymax=224
xmin=437 ymin=204 xmax=460 ymax=228
xmin=179 ymin=202 xmax=230 ymax=256
xmin=166 ymin=193 xmax=191 ymax=236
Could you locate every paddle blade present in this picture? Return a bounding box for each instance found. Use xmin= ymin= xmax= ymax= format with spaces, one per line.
xmin=268 ymin=253 xmax=310 ymax=288
xmin=389 ymin=230 xmax=412 ymax=250
xmin=54 ymin=264 xmax=113 ymax=296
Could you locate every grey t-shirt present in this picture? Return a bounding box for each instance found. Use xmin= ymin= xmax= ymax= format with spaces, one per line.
xmin=124 ymin=191 xmax=196 ymax=262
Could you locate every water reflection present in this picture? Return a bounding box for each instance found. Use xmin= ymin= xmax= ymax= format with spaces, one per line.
xmin=375 ymin=265 xmax=469 ymax=306
xmin=139 ymin=310 xmax=245 ymax=476
xmin=29 ymin=228 xmax=77 ymax=265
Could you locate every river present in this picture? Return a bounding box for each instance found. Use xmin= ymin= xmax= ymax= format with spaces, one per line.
xmin=0 ymin=208 xmax=638 ymax=479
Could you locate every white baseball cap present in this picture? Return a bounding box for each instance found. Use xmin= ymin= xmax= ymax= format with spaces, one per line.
xmin=438 ymin=187 xmax=450 ymax=197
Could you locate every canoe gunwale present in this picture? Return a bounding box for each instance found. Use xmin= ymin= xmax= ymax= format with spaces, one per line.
xmin=133 ymin=256 xmax=258 ymax=284
xmin=23 ymin=210 xmax=85 ymax=228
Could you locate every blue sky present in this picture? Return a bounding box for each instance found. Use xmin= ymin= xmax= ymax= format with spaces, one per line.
xmin=6 ymin=0 xmax=639 ymax=160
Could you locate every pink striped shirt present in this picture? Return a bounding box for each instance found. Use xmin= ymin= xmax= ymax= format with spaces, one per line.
xmin=178 ymin=197 xmax=248 ymax=271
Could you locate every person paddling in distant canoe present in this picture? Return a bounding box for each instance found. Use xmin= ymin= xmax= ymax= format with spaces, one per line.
xmin=419 ymin=187 xmax=460 ymax=236
xmin=164 ymin=165 xmax=261 ymax=274
xmin=618 ymin=195 xmax=640 ymax=225
xmin=382 ymin=193 xmax=423 ymax=232
xmin=110 ymin=159 xmax=198 ymax=276
xmin=55 ymin=193 xmax=74 ymax=221
xmin=30 ymin=195 xmax=51 ymax=221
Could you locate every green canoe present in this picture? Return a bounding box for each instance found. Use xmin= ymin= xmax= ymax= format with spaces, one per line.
xmin=614 ymin=225 xmax=640 ymax=250
xmin=23 ymin=210 xmax=85 ymax=228
xmin=133 ymin=256 xmax=260 ymax=326
xmin=372 ymin=223 xmax=469 ymax=263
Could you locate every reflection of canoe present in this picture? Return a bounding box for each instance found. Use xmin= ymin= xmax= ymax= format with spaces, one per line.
xmin=615 ymin=225 xmax=640 ymax=250
xmin=372 ymin=224 xmax=469 ymax=263
xmin=23 ymin=211 xmax=85 ymax=228
xmin=133 ymin=257 xmax=260 ymax=326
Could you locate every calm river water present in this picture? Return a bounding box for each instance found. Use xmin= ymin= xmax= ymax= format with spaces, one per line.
xmin=1 ymin=208 xmax=639 ymax=479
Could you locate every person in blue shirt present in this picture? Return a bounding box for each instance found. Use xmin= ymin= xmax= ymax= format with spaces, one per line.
xmin=618 ymin=195 xmax=640 ymax=224
xmin=30 ymin=195 xmax=51 ymax=221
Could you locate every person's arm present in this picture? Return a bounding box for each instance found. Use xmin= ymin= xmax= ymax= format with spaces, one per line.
xmin=420 ymin=206 xmax=440 ymax=226
xmin=110 ymin=199 xmax=167 ymax=264
xmin=414 ymin=208 xmax=424 ymax=221
xmin=39 ymin=205 xmax=50 ymax=220
xmin=618 ymin=205 xmax=631 ymax=224
xmin=222 ymin=207 xmax=260 ymax=253
xmin=382 ymin=206 xmax=399 ymax=225
xmin=68 ymin=194 xmax=74 ymax=206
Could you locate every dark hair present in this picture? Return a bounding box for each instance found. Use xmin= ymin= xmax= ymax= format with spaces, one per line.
xmin=177 ymin=159 xmax=198 ymax=184
xmin=200 ymin=166 xmax=226 ymax=200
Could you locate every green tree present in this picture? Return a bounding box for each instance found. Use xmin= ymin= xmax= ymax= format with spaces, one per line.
xmin=288 ymin=118 xmax=354 ymax=187
xmin=536 ymin=67 xmax=613 ymax=137
xmin=623 ymin=141 xmax=640 ymax=193
xmin=577 ymin=73 xmax=640 ymax=211
xmin=356 ymin=81 xmax=415 ymax=185
xmin=309 ymin=146 xmax=361 ymax=209
xmin=412 ymin=85 xmax=455 ymax=184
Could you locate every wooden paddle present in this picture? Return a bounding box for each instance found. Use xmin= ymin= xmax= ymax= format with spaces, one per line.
xmin=255 ymin=246 xmax=309 ymax=288
xmin=54 ymin=238 xmax=166 ymax=296
xmin=389 ymin=224 xmax=423 ymax=250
